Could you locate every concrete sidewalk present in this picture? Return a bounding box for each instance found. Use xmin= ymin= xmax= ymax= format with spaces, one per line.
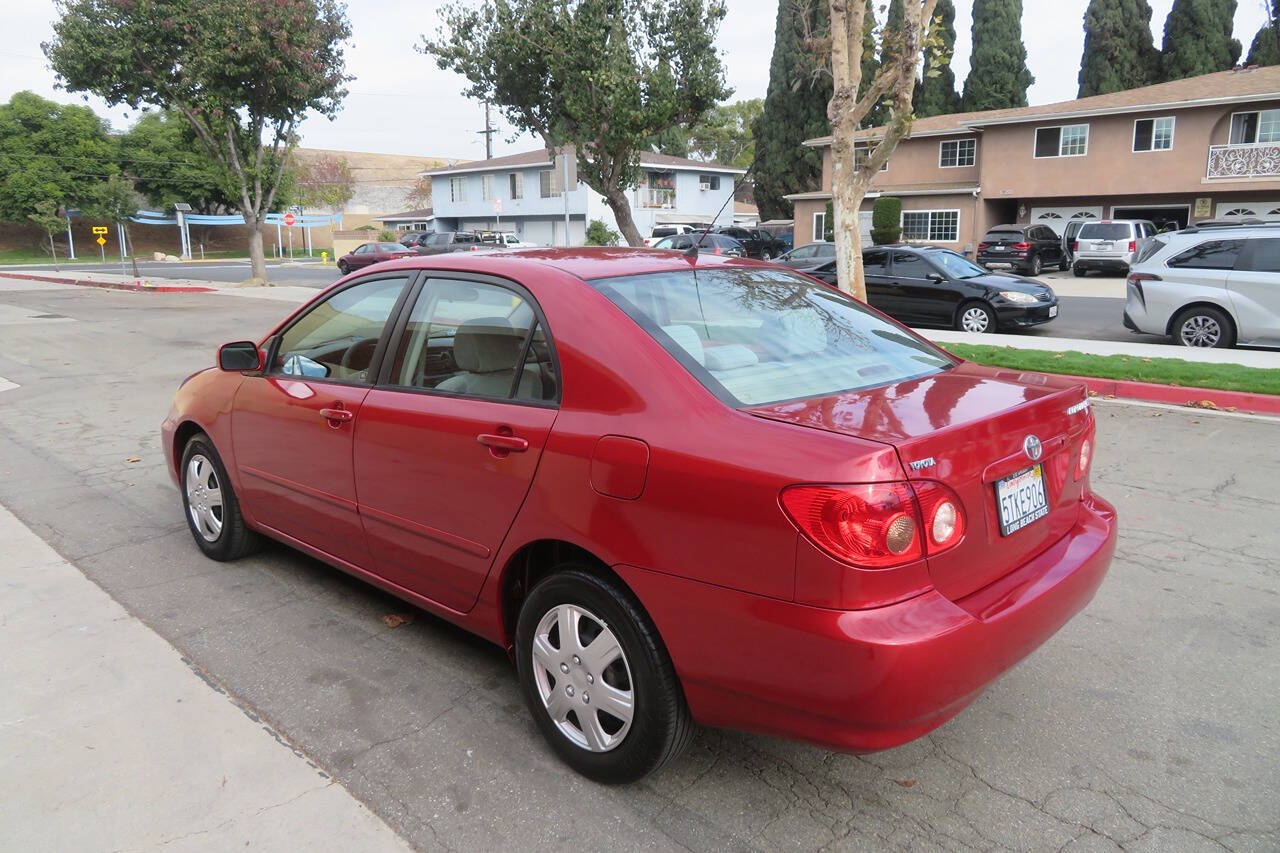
xmin=0 ymin=503 xmax=410 ymax=852
xmin=921 ymin=328 xmax=1280 ymax=369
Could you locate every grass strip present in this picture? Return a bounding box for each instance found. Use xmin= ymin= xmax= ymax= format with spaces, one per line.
xmin=944 ymin=343 xmax=1280 ymax=397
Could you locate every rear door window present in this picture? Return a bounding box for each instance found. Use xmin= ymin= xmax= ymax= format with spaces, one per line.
xmin=1237 ymin=238 xmax=1280 ymax=272
xmin=1167 ymin=240 xmax=1244 ymax=270
xmin=862 ymin=249 xmax=889 ymax=274
xmin=891 ymin=251 xmax=931 ymax=279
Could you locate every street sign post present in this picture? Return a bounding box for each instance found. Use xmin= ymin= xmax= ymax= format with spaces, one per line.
xmin=283 ymin=212 xmax=295 ymax=227
xmin=92 ymin=226 xmax=109 ymax=260
xmin=494 ymin=197 xmax=502 ymax=229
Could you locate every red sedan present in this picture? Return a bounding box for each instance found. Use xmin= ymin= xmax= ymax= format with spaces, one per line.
xmin=336 ymin=241 xmax=416 ymax=274
xmin=162 ymin=248 xmax=1116 ymax=783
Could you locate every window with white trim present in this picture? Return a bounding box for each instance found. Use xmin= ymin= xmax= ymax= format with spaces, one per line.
xmin=901 ymin=210 xmax=959 ymax=242
xmin=539 ymin=170 xmax=560 ymax=198
xmin=854 ymin=144 xmax=889 ymax=171
xmin=509 ymin=172 xmax=524 ymax=199
xmin=939 ymin=138 xmax=976 ymax=167
xmin=813 ymin=210 xmax=827 ymax=242
xmin=1035 ymin=124 xmax=1089 ymax=158
xmin=449 ymin=177 xmax=466 ymax=203
xmin=1230 ymin=109 xmax=1280 ymax=144
xmin=1133 ymin=116 xmax=1175 ymax=152
xmin=481 ymin=174 xmax=494 ymax=201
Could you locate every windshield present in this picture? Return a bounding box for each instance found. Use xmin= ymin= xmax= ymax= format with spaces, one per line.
xmin=1079 ymin=223 xmax=1132 ymax=240
xmin=928 ymin=250 xmax=986 ymax=278
xmin=590 ymin=267 xmax=955 ymax=406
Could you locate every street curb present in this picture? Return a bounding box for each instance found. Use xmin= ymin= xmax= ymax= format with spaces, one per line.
xmin=0 ymin=271 xmax=216 ymax=294
xmin=1054 ymin=372 xmax=1280 ymax=416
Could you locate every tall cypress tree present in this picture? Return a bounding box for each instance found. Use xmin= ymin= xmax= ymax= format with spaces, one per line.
xmin=1078 ymin=0 xmax=1161 ymax=96
xmin=1246 ymin=0 xmax=1280 ymax=67
xmin=914 ymin=0 xmax=963 ymax=117
xmin=1160 ymin=0 xmax=1241 ymax=81
xmin=752 ymin=0 xmax=833 ymax=220
xmin=962 ymin=0 xmax=1034 ymax=111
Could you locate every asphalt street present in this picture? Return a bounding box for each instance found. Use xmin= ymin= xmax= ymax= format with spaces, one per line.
xmin=0 ymin=259 xmax=1161 ymax=346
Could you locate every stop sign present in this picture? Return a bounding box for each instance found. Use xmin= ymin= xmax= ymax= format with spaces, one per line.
xmin=283 ymin=212 xmax=296 ymax=226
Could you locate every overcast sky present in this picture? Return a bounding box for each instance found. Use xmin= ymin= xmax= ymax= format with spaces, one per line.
xmin=2 ymin=0 xmax=1271 ymax=160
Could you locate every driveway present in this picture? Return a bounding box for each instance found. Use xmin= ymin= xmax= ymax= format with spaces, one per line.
xmin=0 ymin=279 xmax=1276 ymax=851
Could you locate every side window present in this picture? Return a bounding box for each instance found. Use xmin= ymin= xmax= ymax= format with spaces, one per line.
xmin=353 ymin=244 xmax=371 ymax=254
xmin=1239 ymin=238 xmax=1280 ymax=273
xmin=390 ymin=279 xmax=557 ymax=403
xmin=273 ymin=277 xmax=407 ymax=383
xmin=862 ymin=249 xmax=888 ymax=274
xmin=1167 ymin=240 xmax=1244 ymax=270
xmin=891 ymin=251 xmax=930 ymax=278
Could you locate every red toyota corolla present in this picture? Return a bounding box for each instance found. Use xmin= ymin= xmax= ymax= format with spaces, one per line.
xmin=162 ymin=248 xmax=1116 ymax=783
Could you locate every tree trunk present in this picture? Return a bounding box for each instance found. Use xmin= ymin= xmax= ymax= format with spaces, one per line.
xmin=604 ymin=189 xmax=644 ymax=247
xmin=246 ymin=226 xmax=268 ymax=283
xmin=123 ymin=223 xmax=140 ymax=278
xmin=830 ymin=136 xmax=871 ymax=301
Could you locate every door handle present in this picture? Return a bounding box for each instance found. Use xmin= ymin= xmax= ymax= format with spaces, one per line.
xmin=320 ymin=406 xmax=353 ymax=425
xmin=477 ymin=433 xmax=529 ymax=453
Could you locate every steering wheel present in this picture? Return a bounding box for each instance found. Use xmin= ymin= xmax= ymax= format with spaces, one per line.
xmin=340 ymin=338 xmax=378 ymax=378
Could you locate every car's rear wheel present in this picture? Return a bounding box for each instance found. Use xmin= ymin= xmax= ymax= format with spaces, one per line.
xmin=1073 ymin=265 xmax=1087 ymax=278
xmin=180 ymin=434 xmax=261 ymax=561
xmin=1028 ymin=255 xmax=1042 ymax=276
xmin=515 ymin=567 xmax=693 ymax=783
xmin=1173 ymin=305 xmax=1235 ymax=349
xmin=957 ymin=301 xmax=997 ymax=334
xmin=761 ymin=250 xmax=773 ymax=261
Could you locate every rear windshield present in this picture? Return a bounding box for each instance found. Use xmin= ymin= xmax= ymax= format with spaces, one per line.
xmin=651 ymin=227 xmax=677 ymax=238
xmin=1079 ymin=223 xmax=1132 ymax=240
xmin=589 ymin=267 xmax=955 ymax=406
xmin=983 ymin=230 xmax=1024 ymax=242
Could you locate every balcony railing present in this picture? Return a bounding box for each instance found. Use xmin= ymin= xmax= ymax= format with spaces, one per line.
xmin=636 ymin=187 xmax=676 ymax=209
xmin=1206 ymin=143 xmax=1280 ymax=179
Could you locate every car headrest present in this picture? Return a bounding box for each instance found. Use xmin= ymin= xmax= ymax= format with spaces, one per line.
xmin=452 ymin=317 xmax=522 ymax=373
xmin=661 ymin=324 xmax=705 ymax=366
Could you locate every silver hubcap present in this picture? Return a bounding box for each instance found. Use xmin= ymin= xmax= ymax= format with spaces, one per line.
xmin=531 ymin=603 xmax=634 ymax=753
xmin=961 ymin=306 xmax=991 ymax=333
xmin=1180 ymin=315 xmax=1221 ymax=347
xmin=184 ymin=454 xmax=224 ymax=542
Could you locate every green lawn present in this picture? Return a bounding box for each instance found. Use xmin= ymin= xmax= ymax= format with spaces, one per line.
xmin=944 ymin=343 xmax=1280 ymax=396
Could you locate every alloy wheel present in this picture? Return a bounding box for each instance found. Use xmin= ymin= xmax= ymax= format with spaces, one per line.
xmin=531 ymin=603 xmax=635 ymax=753
xmin=185 ymin=454 xmax=224 ymax=542
xmin=1179 ymin=315 xmax=1222 ymax=347
xmin=961 ymin=306 xmax=992 ymax=333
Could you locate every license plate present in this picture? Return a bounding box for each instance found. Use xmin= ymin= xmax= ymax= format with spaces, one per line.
xmin=1097 ymin=242 xmax=1112 ymax=250
xmin=991 ymin=245 xmax=1006 ymax=252
xmin=995 ymin=464 xmax=1049 ymax=536
xmin=1049 ymin=305 xmax=1058 ymax=317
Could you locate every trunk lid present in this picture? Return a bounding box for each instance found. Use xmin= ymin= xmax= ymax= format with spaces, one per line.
xmin=748 ymin=362 xmax=1094 ymax=602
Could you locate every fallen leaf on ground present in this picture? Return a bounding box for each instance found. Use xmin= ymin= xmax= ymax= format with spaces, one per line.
xmin=893 ymin=779 xmax=918 ymax=788
xmin=383 ymin=613 xmax=414 ymax=628
xmin=124 ymin=456 xmax=141 ymax=463
xmin=1188 ymin=400 xmax=1219 ymax=410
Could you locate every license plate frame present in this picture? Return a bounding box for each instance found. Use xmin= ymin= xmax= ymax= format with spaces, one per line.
xmin=1048 ymin=305 xmax=1059 ymax=318
xmin=995 ymin=464 xmax=1049 ymax=536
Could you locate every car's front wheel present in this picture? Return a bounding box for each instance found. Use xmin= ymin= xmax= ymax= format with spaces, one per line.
xmin=180 ymin=433 xmax=261 ymax=561
xmin=761 ymin=250 xmax=773 ymax=261
xmin=516 ymin=567 xmax=693 ymax=783
xmin=1058 ymin=254 xmax=1070 ymax=271
xmin=957 ymin=301 xmax=997 ymax=334
xmin=337 ymin=260 xmax=349 ymax=274
xmin=1173 ymin=305 xmax=1235 ymax=348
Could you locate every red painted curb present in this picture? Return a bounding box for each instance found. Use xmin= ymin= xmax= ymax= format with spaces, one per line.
xmin=0 ymin=271 xmax=214 ymax=294
xmin=1053 ymin=372 xmax=1280 ymax=416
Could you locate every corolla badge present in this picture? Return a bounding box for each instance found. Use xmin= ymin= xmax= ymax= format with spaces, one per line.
xmin=1023 ymin=434 xmax=1043 ymax=461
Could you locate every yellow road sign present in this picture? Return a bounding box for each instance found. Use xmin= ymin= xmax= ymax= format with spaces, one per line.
xmin=92 ymin=226 xmax=109 ymax=235
xmin=96 ymin=236 xmax=107 ymax=246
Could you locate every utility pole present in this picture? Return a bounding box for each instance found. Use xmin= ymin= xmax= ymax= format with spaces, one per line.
xmin=477 ymin=102 xmax=495 ymax=160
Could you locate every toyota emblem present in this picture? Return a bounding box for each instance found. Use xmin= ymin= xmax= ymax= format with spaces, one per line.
xmin=1023 ymin=435 xmax=1043 ymax=461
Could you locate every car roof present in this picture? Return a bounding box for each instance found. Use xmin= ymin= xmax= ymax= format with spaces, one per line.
xmin=985 ymin=224 xmax=1027 ymax=231
xmin=355 ymin=246 xmax=764 ymax=282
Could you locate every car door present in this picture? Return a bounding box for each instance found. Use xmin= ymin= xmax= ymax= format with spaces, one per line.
xmin=1227 ymin=237 xmax=1280 ymax=345
xmin=861 ymin=248 xmax=896 ymax=312
xmin=887 ymin=249 xmax=948 ymax=324
xmin=231 ymin=274 xmax=413 ymax=568
xmin=353 ymin=276 xmax=560 ymax=612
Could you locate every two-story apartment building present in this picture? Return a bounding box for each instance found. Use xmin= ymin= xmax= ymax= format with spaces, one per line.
xmin=427 ymin=149 xmax=744 ymax=245
xmin=789 ymin=65 xmax=1280 ymax=253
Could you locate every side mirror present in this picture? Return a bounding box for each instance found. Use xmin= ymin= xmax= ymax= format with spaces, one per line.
xmin=218 ymin=341 xmax=263 ymax=372
xmin=927 ymin=272 xmax=945 ymax=283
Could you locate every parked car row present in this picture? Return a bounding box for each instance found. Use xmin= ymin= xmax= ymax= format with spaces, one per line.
xmin=645 ymin=224 xmax=788 ymax=259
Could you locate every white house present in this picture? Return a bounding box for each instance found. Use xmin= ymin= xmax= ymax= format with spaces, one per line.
xmin=426 ymin=149 xmax=745 ymax=245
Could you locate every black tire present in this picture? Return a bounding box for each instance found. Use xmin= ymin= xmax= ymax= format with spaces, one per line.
xmin=1172 ymin=305 xmax=1235 ymax=349
xmin=1072 ymin=265 xmax=1087 ymax=278
xmin=337 ymin=260 xmax=349 ymax=275
xmin=515 ymin=567 xmax=693 ymax=784
xmin=180 ymin=433 xmax=261 ymax=561
xmin=761 ymin=250 xmax=772 ymax=261
xmin=1058 ymin=254 xmax=1070 ymax=271
xmin=1028 ymin=254 xmax=1042 ymax=277
xmin=956 ymin=301 xmax=997 ymax=334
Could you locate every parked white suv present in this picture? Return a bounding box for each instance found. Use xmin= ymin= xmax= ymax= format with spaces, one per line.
xmin=1123 ymin=224 xmax=1280 ymax=348
xmin=644 ymin=224 xmax=701 ymax=248
xmin=1073 ymin=220 xmax=1157 ymax=277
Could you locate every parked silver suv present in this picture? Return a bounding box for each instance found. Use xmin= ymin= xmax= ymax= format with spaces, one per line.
xmin=1073 ymin=219 xmax=1157 ymax=277
xmin=1123 ymin=224 xmax=1280 ymax=348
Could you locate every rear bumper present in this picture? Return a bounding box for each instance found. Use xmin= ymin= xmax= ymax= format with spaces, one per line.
xmin=1073 ymin=257 xmax=1131 ymax=273
xmin=618 ymin=492 xmax=1117 ymax=752
xmin=977 ymin=253 xmax=1029 ymax=270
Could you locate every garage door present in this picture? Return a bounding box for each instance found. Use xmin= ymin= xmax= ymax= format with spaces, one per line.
xmin=522 ymin=220 xmax=555 ymax=246
xmin=1029 ymin=207 xmax=1103 ymax=235
xmin=1216 ymin=202 xmax=1280 ymax=222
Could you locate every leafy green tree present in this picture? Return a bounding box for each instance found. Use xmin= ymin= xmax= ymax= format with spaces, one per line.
xmin=422 ymin=0 xmax=730 ymax=246
xmin=118 ymin=111 xmax=238 ymax=214
xmin=87 ymin=174 xmax=143 ymax=275
xmin=295 ymin=153 xmax=355 ymax=213
xmin=585 ymin=218 xmax=621 ymax=245
xmin=0 ymin=91 xmax=117 ymax=224
xmin=913 ymin=0 xmax=962 ymax=117
xmin=1078 ymin=0 xmax=1162 ymax=96
xmin=961 ymin=0 xmax=1034 ymax=111
xmin=27 ymin=201 xmax=68 ymax=267
xmin=687 ymin=100 xmax=763 ymax=167
xmin=45 ymin=0 xmax=352 ymax=282
xmin=1159 ymin=0 xmax=1241 ymax=81
xmin=1245 ymin=0 xmax=1280 ymax=67
xmin=753 ymin=0 xmax=833 ymax=220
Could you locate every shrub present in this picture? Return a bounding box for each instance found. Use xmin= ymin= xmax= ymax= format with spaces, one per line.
xmin=378 ymin=228 xmax=397 ymax=242
xmin=585 ymin=218 xmax=620 ymax=246
xmin=870 ymin=196 xmax=902 ymax=245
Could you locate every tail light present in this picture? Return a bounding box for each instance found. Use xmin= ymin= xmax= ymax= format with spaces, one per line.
xmin=1127 ymin=271 xmax=1160 ymax=303
xmin=780 ymin=481 xmax=966 ymax=569
xmin=1072 ymin=240 xmax=1079 ymax=252
xmin=1076 ymin=437 xmax=1092 ymax=481
xmin=713 ymin=247 xmax=723 ymax=255
xmin=1012 ymin=242 xmax=1031 ymax=252
xmin=1128 ymin=240 xmax=1137 ymax=252
xmin=977 ymin=242 xmax=989 ymax=251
